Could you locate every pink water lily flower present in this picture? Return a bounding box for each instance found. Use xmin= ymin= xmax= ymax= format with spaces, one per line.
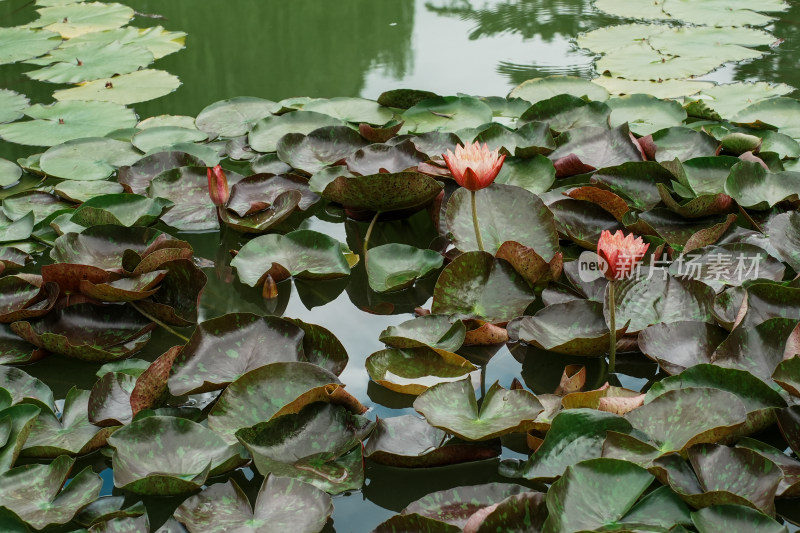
xmin=597 ymin=230 xmax=649 ymax=280
xmin=442 ymin=141 xmax=505 ymax=191
xmin=207 ymin=165 xmax=230 ymax=207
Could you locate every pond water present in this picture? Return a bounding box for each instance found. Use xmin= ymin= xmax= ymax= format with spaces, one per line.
xmin=3 ymin=0 xmax=800 ymax=531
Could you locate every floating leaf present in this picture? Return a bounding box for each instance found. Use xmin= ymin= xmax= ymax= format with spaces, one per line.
xmin=0 ymin=90 xmax=29 ymax=125
xmin=509 ymin=75 xmax=609 ymax=104
xmin=379 ymin=315 xmax=466 ymax=352
xmin=321 ymin=171 xmax=442 ymax=213
xmin=249 ymin=111 xmax=345 ymax=153
xmin=638 ymin=321 xmax=727 ymax=374
xmin=277 ymin=125 xmax=368 ymax=174
xmin=413 ymin=379 xmax=543 ymax=441
xmin=62 ymin=25 xmax=186 ymax=60
xmin=27 ymin=41 xmax=153 ymax=84
xmin=108 ymin=415 xmax=247 ymax=496
xmin=196 ymin=96 xmax=278 ymax=137
xmin=69 ymin=194 xmax=173 ymax=227
xmin=607 ymin=94 xmax=687 ymax=136
xmin=367 ymin=243 xmax=442 ymax=292
xmin=131 ymin=126 xmax=207 ymax=153
xmin=403 ymin=483 xmax=530 ymax=529
xmin=30 ymin=2 xmax=134 ymax=38
xmin=725 ymin=161 xmax=800 ymax=209
xmin=366 ymin=347 xmax=477 ymax=395
xmin=40 ymin=137 xmax=141 ymax=181
xmin=304 ymin=97 xmax=394 ymax=124
xmin=0 ymin=27 xmax=61 ymax=65
xmin=53 ymin=69 xmax=181 ymax=105
xmin=691 ymin=504 xmax=788 ymax=533
xmin=402 ymin=96 xmax=493 ymax=133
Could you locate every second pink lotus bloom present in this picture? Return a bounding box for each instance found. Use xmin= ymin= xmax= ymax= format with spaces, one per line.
xmin=442 ymin=141 xmax=506 ymax=191
xmin=597 ymin=230 xmax=649 ymax=280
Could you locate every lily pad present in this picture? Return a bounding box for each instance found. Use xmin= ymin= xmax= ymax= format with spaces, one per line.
xmin=607 ymin=94 xmax=687 ymax=137
xmin=26 ymin=41 xmax=153 ymax=84
xmin=69 ymin=194 xmax=173 ymax=227
xmin=40 ymin=137 xmax=141 ymax=181
xmin=691 ymin=504 xmax=789 ymax=533
xmin=131 ymin=126 xmax=207 ymax=153
xmin=509 ymin=75 xmax=609 ymax=104
xmin=0 ymin=27 xmax=61 ymax=65
xmin=249 ymin=111 xmax=345 ymax=153
xmin=0 ymin=90 xmax=29 ymax=125
xmin=321 ymin=171 xmax=443 ymax=213
xmin=549 ymin=125 xmax=643 ymax=176
xmin=236 ymin=402 xmax=373 ymax=494
xmin=174 ymin=476 xmax=333 ymax=533
xmin=30 ymin=2 xmax=134 ymax=38
xmin=366 ymin=347 xmax=477 ymax=395
xmin=62 ymin=25 xmax=186 ymax=60
xmin=0 ymin=101 xmax=137 ymax=147
xmin=0 ymin=403 xmax=40 ymax=473
xmin=232 ymin=229 xmax=353 ymax=286
xmin=196 ymin=96 xmax=278 ymax=137
xmin=402 ymin=483 xmax=529 ymax=529
xmin=413 ymin=379 xmax=543 ymax=441
xmin=725 ymin=161 xmax=800 ymax=209
xmin=277 ymin=125 xmax=368 ymax=174
xmin=638 ymin=321 xmax=728 ymax=374
xmin=53 ymin=69 xmax=181 ymax=105
xmin=304 ymin=97 xmax=394 ymax=124
xmin=346 ymin=139 xmax=428 ymax=175
xmin=0 ymin=455 xmax=102 ymax=529
xmin=379 ymin=315 xmax=466 ymax=352
xmin=402 ymin=96 xmax=493 ymax=133
xmin=367 ymin=243 xmax=442 ymax=292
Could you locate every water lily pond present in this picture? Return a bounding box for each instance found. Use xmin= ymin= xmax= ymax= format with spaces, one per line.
xmin=4 ymin=0 xmax=800 ymax=531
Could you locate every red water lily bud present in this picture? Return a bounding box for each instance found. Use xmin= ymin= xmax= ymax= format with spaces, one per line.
xmin=441 ymin=141 xmax=505 ymax=191
xmin=207 ymin=165 xmax=229 ymax=206
xmin=597 ymin=230 xmax=649 ymax=280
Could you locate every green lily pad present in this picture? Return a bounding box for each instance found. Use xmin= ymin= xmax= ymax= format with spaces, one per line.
xmin=53 ymin=69 xmax=181 ymax=105
xmin=0 ymin=27 xmax=61 ymax=65
xmin=773 ymin=355 xmax=800 ymax=397
xmin=662 ymin=0 xmax=787 ymax=27
xmin=131 ymin=258 xmax=206 ymax=326
xmin=0 ymin=101 xmax=137 ymax=147
xmin=54 ymin=180 xmax=124 ymax=203
xmin=40 ymin=137 xmax=141 ymax=181
xmin=592 ymin=76 xmax=714 ymax=99
xmin=610 ymin=273 xmax=716 ymax=333
xmin=322 ymin=171 xmax=442 ymax=213
xmin=373 ymin=514 xmax=461 ymax=533
xmin=413 ymin=379 xmax=543 ymax=441
xmin=232 ymin=229 xmax=353 ymax=286
xmin=431 ymin=251 xmax=536 ymax=322
xmin=607 ymin=94 xmax=687 ymax=137
xmin=0 ymin=90 xmax=29 ymax=125
xmin=62 ymin=25 xmax=186 ymax=60
xmin=364 ymin=415 xmax=500 ymax=468
xmin=0 ymin=275 xmax=58 ymax=323
xmin=691 ymin=504 xmax=788 ymax=533
xmin=168 ymin=313 xmax=346 ymax=395
xmin=0 ymin=455 xmax=102 ymax=529
xmin=446 ymin=183 xmax=559 ymax=258
xmin=0 ymin=403 xmax=40 ymax=473
xmin=207 ymin=361 xmax=363 ymax=442
xmin=346 ymin=139 xmax=428 ymax=175
xmin=304 ymin=97 xmax=394 ymax=124
xmin=249 ymin=110 xmax=345 ymax=153
xmin=638 ymin=321 xmax=728 ymax=374
xmin=379 ymin=315 xmax=466 ymax=352
xmin=174 ymin=476 xmax=333 ymax=533
xmin=51 ymin=225 xmax=163 ymax=270
xmin=277 ymin=125 xmax=368 ymax=174
xmin=0 ymin=366 xmax=54 ymax=411
xmin=3 ymin=191 xmax=72 ymax=223
xmin=69 ymin=194 xmax=173 ymax=227
xmin=0 ymin=212 xmax=34 ymax=244
xmin=20 ymin=387 xmax=111 ymax=458
xmin=366 ymin=347 xmax=477 ymax=395
xmin=26 ymin=41 xmax=153 ymax=84
xmin=29 ymin=2 xmax=134 ymax=38
xmin=236 ymin=402 xmax=373 ymax=494
xmin=711 ymin=317 xmax=800 ymax=380
xmin=108 ymin=415 xmax=247 ymax=496
xmin=549 ymin=125 xmax=643 ymax=177
xmin=493 ymin=154 xmax=555 ymax=195
xmin=510 ymin=300 xmax=627 ymax=356
xmin=736 ymin=437 xmax=800 ymax=498
xmin=520 ymin=95 xmax=611 ymax=133
xmin=10 ymin=302 xmax=154 ymax=362
xmin=196 ymin=96 xmax=278 ymax=137
xmin=402 ymin=483 xmax=530 ymax=529
xmin=543 ymin=458 xmax=687 ymax=533
xmin=509 ymin=75 xmax=609 ymax=104
xmin=626 ymin=387 xmax=748 ymax=455
xmin=698 ymin=82 xmax=794 ymax=121
xmin=87 ymin=371 xmax=136 ymax=426
xmin=131 ymin=126 xmax=207 ymax=153
xmin=367 ymin=243 xmax=442 ymax=292
xmin=510 ymin=409 xmax=633 ymax=481
xmin=0 ymin=158 xmax=20 ymax=187
xmin=402 ymin=96 xmax=493 ymax=133
xmin=725 ymin=161 xmax=800 ymax=209
xmin=652 ymin=127 xmax=720 ymax=162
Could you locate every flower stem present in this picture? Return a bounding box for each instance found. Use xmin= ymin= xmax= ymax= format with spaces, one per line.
xmin=608 ymin=279 xmax=617 ymax=375
xmin=363 ymin=210 xmax=380 ymax=271
xmin=470 ymin=190 xmax=485 ymax=252
xmin=130 ymin=301 xmax=191 ymax=343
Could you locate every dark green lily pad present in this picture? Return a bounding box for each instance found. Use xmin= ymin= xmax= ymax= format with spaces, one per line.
xmin=196 ymin=96 xmax=278 ymax=137
xmin=0 ymin=366 xmax=54 ymax=411
xmin=277 ymin=126 xmax=369 ymax=174
xmin=364 ymin=415 xmax=500 ymax=468
xmin=509 ymin=409 xmax=633 ymax=481
xmin=638 ymin=321 xmax=728 ymax=374
xmin=494 ymin=154 xmax=556 ymax=195
xmin=691 ymin=504 xmax=788 ymax=533
xmin=737 ymin=437 xmax=800 ymax=498
xmin=207 ymin=361 xmax=363 ymax=443
xmin=226 ymin=173 xmax=318 ymax=215
xmin=736 ymin=283 xmax=800 ymax=330
xmin=232 ymin=229 xmax=353 ymax=286
xmin=725 ymin=161 xmax=800 ymax=210
xmin=322 ymin=171 xmax=443 ymax=213
xmin=174 ymin=476 xmax=333 ymax=533
xmin=550 ymin=125 xmax=643 ymax=177
xmin=446 ymin=183 xmax=558 ymax=258
xmin=10 ymin=303 xmax=154 ymax=362
xmin=626 ymin=388 xmax=748 ymax=455
xmin=249 ymin=111 xmax=345 ymax=153
xmin=74 ymin=496 xmax=146 ymax=528
xmin=0 ymin=275 xmax=58 ymax=323
xmin=0 ymin=324 xmax=46 ymax=365
xmin=431 ymin=251 xmax=536 ymax=322
xmin=69 ymin=194 xmax=173 ymax=228
xmin=20 ymin=387 xmax=112 ymax=458
xmin=236 ymin=402 xmax=373 ymax=494
xmin=520 ymin=94 xmax=611 ymax=133
xmin=768 ymin=211 xmax=800 ymax=272
xmin=346 ymin=139 xmax=428 ymax=175
xmin=146 ymin=166 xmax=231 ymax=231
xmin=773 ymin=355 xmax=800 ymax=397
xmin=462 ymin=491 xmax=548 ymax=533
xmin=509 ymin=75 xmax=609 ymax=104
xmin=131 ymin=258 xmax=206 ymax=326
xmin=373 ymin=513 xmax=461 ymax=533
xmin=366 ymin=347 xmax=477 ymax=395
xmin=51 ymin=225 xmax=163 ymax=270
xmin=0 ymin=403 xmax=40 ymax=473
xmin=413 ymin=379 xmax=543 ymax=441
xmin=402 ymin=96 xmax=493 ymax=133
xmin=711 ymin=317 xmax=799 ymax=380
xmin=402 ymin=483 xmax=529 ymax=529
xmin=118 ymin=151 xmax=204 ymax=194
xmin=88 ymin=371 xmax=136 ymax=427
xmin=108 ymin=415 xmax=248 ymax=496
xmin=0 ymin=455 xmax=102 ymax=529
xmin=510 ymin=300 xmax=627 ymax=356
xmin=379 ymin=315 xmax=466 ymax=352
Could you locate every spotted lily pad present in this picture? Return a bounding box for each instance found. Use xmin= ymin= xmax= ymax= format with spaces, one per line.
xmin=0 ymin=275 xmax=58 ymax=323
xmin=0 ymin=455 xmax=102 ymax=529
xmin=108 ymin=415 xmax=247 ymax=496
xmin=69 ymin=194 xmax=174 ymax=228
xmin=249 ymin=111 xmax=345 ymax=153
xmin=236 ymin=402 xmax=373 ymax=494
xmin=174 ymin=476 xmax=333 ymax=533
xmin=402 ymin=96 xmax=493 ymax=133
xmin=195 ymin=96 xmax=278 ymax=138
xmin=277 ymin=125 xmax=368 ymax=174
xmin=367 ymin=244 xmax=443 ymax=293
xmin=321 ymin=171 xmax=443 ymax=213
xmin=431 ymin=251 xmax=536 ymax=322
xmin=725 ymin=161 xmax=800 ymax=209
xmin=402 ymin=483 xmax=530 ymax=529
xmin=691 ymin=504 xmax=788 ymax=533
xmin=413 ymin=379 xmax=543 ymax=441
xmin=638 ymin=321 xmax=728 ymax=374
xmin=366 ymin=347 xmax=477 ymax=395
xmin=379 ymin=315 xmax=466 ymax=352
xmin=0 ymin=402 xmax=40 ymax=473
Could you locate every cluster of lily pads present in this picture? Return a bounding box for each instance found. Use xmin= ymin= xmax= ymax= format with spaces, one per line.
xmin=2 ymin=69 xmax=800 ymax=531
